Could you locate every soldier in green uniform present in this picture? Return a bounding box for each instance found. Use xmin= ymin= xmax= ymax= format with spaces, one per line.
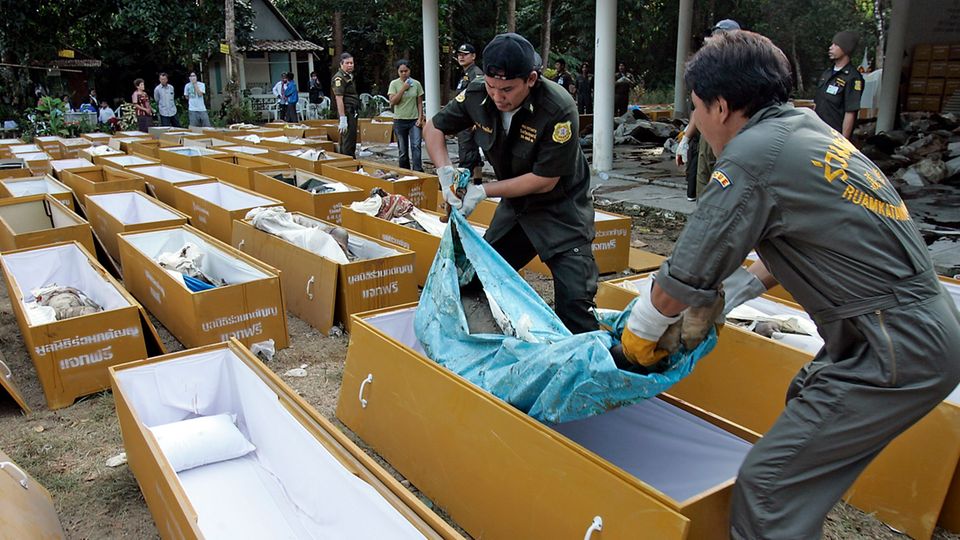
xmin=424 ymin=32 xmax=599 ymax=334
xmin=332 ymin=52 xmax=360 ymax=157
xmin=620 ymin=30 xmax=960 ymax=538
xmin=814 ymin=30 xmax=864 ymax=140
xmin=455 ymin=43 xmax=485 ymax=179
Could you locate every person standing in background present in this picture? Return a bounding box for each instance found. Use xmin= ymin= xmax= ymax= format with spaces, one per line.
xmin=332 ymin=52 xmax=360 ymax=157
xmin=132 ymin=78 xmax=153 ymax=132
xmin=283 ymin=72 xmax=299 ymax=122
xmin=552 ymin=59 xmax=575 ymax=95
xmin=814 ymin=30 xmax=864 ymax=140
xmin=184 ymin=72 xmax=211 ymax=128
xmin=455 ymin=43 xmax=485 ymax=179
xmin=388 ymin=59 xmax=426 ymax=171
xmin=154 ymin=72 xmax=178 ymax=127
xmin=575 ymin=63 xmax=593 ymax=114
xmin=614 ymin=63 xmax=635 ymax=117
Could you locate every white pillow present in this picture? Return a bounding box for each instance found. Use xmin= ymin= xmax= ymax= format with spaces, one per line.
xmin=148 ymin=414 xmax=256 ymax=472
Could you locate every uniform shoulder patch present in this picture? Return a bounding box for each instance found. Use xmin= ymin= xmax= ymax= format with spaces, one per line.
xmin=552 ymin=121 xmax=572 ymax=144
xmin=854 ymin=79 xmax=862 ymax=91
xmin=335 ymin=78 xmax=342 ymax=87
xmin=455 ymin=91 xmax=466 ymax=103
xmin=711 ymin=169 xmax=731 ymax=189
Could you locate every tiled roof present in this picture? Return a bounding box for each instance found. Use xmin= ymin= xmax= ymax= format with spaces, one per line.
xmin=244 ymin=40 xmax=323 ymax=52
xmin=46 ymin=58 xmax=102 ymax=68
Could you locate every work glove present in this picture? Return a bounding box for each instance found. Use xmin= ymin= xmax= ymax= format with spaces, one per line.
xmin=721 ymin=267 xmax=767 ymax=316
xmin=338 ymin=116 xmax=348 ymax=134
xmin=656 ymin=293 xmax=725 ymax=355
xmin=458 ymin=183 xmax=486 ymax=217
xmin=437 ymin=165 xmax=462 ymax=207
xmin=620 ymin=282 xmax=681 ymax=368
xmin=675 ymin=132 xmax=690 ymax=167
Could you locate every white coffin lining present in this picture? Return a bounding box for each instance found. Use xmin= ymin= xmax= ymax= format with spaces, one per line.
xmin=103 ymin=156 xmax=156 ymax=167
xmin=2 ymin=243 xmax=130 ymax=320
xmin=123 ymin=228 xmax=269 ymax=287
xmin=114 ymin=348 xmax=425 ymax=539
xmin=88 ymin=192 xmax=181 ymax=225
xmin=222 ymin=146 xmax=269 ymax=155
xmin=179 ymin=182 xmax=276 ymax=211
xmin=50 ymin=159 xmax=93 ymax=173
xmin=2 ymin=177 xmax=71 ymax=197
xmin=132 ymin=165 xmax=208 ymax=184
xmin=0 ymin=198 xmax=80 ymax=233
xmin=290 ymin=214 xmax=400 ymax=259
xmin=362 ymin=306 xmax=750 ymax=502
xmin=165 ymin=147 xmax=225 ymax=157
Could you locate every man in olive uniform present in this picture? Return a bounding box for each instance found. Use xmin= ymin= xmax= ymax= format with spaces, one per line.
xmin=814 ymin=30 xmax=864 ymax=140
xmin=332 ymin=52 xmax=360 ymax=157
xmin=455 ymin=43 xmax=485 ymax=179
xmin=424 ymin=32 xmax=599 ymax=334
xmin=620 ymin=31 xmax=960 ymax=538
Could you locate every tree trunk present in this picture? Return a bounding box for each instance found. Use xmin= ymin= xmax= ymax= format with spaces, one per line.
xmin=224 ymin=0 xmax=240 ymax=104
xmin=791 ymin=34 xmax=804 ymax=94
xmin=541 ymin=0 xmax=553 ymax=66
xmin=332 ymin=11 xmax=343 ymax=73
xmin=874 ymin=0 xmax=885 ymax=69
xmin=507 ymin=0 xmax=516 ymax=32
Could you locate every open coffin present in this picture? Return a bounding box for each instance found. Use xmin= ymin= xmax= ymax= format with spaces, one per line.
xmin=596 ymin=273 xmax=960 ymax=540
xmin=172 ymin=181 xmax=281 ymax=243
xmin=337 ymin=303 xmax=758 ymax=539
xmin=252 ymin=168 xmax=365 ymax=224
xmin=0 ymin=241 xmax=163 ymax=409
xmin=321 ymin=161 xmax=439 ymax=210
xmin=0 ymin=446 xmax=66 ymax=538
xmin=94 ymin=154 xmax=160 ymax=170
xmin=48 ymin=158 xmax=93 ymax=179
xmin=127 ymin=165 xmax=215 ymax=206
xmin=157 ymin=146 xmax=229 ymax=173
xmin=233 ymin=209 xmax=416 ymax=334
xmin=198 ymin=153 xmax=286 ymax=189
xmin=111 ymin=340 xmax=459 ymax=539
xmin=59 ymin=165 xmax=146 ymax=207
xmin=0 ymin=175 xmax=75 ymax=211
xmin=0 ymin=194 xmax=95 ymax=253
xmin=85 ymin=191 xmax=189 ymax=265
xmin=118 ymin=225 xmax=288 ymax=349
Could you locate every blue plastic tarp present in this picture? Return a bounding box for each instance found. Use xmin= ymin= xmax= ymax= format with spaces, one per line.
xmin=414 ymin=210 xmax=716 ymax=424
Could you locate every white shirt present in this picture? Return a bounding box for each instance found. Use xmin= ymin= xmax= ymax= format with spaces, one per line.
xmin=184 ymin=81 xmax=207 ymax=112
xmin=501 ymin=109 xmax=519 ymax=134
xmin=98 ymin=106 xmax=115 ymax=124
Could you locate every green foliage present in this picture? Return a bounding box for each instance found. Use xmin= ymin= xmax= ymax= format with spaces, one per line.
xmin=217 ymin=83 xmax=259 ymax=125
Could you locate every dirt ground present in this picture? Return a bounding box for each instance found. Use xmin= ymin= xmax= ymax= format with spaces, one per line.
xmin=0 ymin=197 xmax=955 ymax=539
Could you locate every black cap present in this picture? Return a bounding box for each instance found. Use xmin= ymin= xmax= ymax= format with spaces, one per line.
xmin=483 ymin=33 xmax=536 ymax=80
xmin=456 ymin=43 xmax=476 ymax=55
xmin=832 ymin=31 xmax=860 ymax=56
xmin=711 ymin=19 xmax=741 ymax=34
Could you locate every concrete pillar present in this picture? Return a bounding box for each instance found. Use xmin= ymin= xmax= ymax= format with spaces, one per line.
xmin=308 ymin=53 xmax=315 ymax=79
xmin=672 ymin=0 xmax=693 ymax=118
xmin=422 ymin=0 xmax=442 ymax=118
xmin=592 ymin=0 xmax=616 ymax=172
xmin=876 ymin=0 xmax=910 ymax=133
xmin=289 ymin=52 xmax=298 ymax=89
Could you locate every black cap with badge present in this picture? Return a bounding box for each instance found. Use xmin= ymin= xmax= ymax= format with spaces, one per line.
xmin=456 ymin=43 xmax=476 ymax=55
xmin=483 ymin=33 xmax=536 ymax=80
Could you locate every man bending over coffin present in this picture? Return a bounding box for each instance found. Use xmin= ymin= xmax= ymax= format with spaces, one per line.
xmin=619 ymin=30 xmax=960 ymax=539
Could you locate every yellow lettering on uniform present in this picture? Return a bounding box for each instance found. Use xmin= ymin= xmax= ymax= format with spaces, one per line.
xmin=842 ymin=185 xmax=856 ymax=200
xmin=824 ymin=165 xmax=849 ymax=183
xmin=824 ymin=151 xmax=848 ymax=171
xmin=851 ymin=190 xmax=863 ymax=204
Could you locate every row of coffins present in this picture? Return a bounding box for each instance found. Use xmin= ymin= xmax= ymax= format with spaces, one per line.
xmin=0 ymin=128 xmax=644 ymax=539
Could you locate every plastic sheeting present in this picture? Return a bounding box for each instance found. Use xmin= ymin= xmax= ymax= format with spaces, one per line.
xmin=414 ymin=211 xmax=716 ymax=423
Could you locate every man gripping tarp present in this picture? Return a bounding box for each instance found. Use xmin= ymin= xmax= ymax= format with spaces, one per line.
xmin=624 ymin=31 xmax=960 ymax=539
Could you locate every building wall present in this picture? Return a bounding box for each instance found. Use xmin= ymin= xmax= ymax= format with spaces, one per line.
xmin=905 ymin=0 xmax=960 ymax=52
xmin=251 ymin=0 xmax=295 ymax=41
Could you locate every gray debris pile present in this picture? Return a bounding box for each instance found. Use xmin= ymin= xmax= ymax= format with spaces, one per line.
xmin=858 ymin=112 xmax=960 ymax=188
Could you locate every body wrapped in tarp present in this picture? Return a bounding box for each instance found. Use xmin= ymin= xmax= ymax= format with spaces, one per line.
xmin=414 ymin=211 xmax=716 ymax=423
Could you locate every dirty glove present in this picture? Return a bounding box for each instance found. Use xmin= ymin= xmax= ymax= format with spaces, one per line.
xmin=459 ymin=183 xmax=486 ymax=217
xmin=621 ymin=283 xmax=681 ymax=368
xmin=721 ymin=267 xmax=767 ymax=316
xmin=679 ymin=293 xmax=725 ymax=350
xmin=437 ymin=165 xmax=462 ymax=207
xmin=675 ymin=133 xmax=690 ymax=167
xmin=338 ymin=116 xmax=348 ymax=134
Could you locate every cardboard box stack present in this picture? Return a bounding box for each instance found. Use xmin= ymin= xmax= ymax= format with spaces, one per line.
xmin=908 ymin=43 xmax=960 ymax=112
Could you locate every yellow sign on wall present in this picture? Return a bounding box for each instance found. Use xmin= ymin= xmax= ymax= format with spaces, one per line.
xmin=58 ymin=49 xmax=75 ymax=59
xmin=219 ymin=43 xmax=230 ymax=54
